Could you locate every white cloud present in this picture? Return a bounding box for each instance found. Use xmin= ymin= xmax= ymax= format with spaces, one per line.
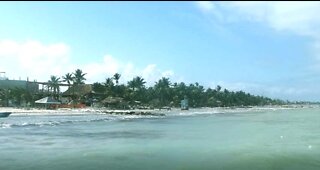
xmin=196 ymin=2 xmax=320 ymax=36
xmin=195 ymin=1 xmax=320 ymax=68
xmin=83 ymin=54 xmax=121 ymax=83
xmin=196 ymin=1 xmax=216 ymax=12
xmin=141 ymin=64 xmax=159 ymax=84
xmin=137 ymin=64 xmax=176 ymax=86
xmin=0 ymin=40 xmax=71 ymax=81
xmin=0 ymin=40 xmax=177 ymax=86
xmin=142 ymin=64 xmax=157 ymax=79
xmin=161 ymin=70 xmax=174 ymax=78
xmin=220 ymin=2 xmax=320 ymax=37
xmin=83 ymin=55 xmax=176 ymax=85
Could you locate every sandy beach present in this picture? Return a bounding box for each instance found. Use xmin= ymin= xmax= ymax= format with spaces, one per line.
xmin=0 ymin=107 xmax=101 ymax=115
xmin=0 ymin=107 xmax=168 ymax=116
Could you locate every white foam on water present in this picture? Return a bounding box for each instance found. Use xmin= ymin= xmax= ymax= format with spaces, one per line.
xmin=0 ymin=123 xmax=12 ymax=129
xmin=169 ymin=106 xmax=283 ymax=117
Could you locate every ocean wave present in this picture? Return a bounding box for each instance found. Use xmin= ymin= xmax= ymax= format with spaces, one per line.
xmin=0 ymin=123 xmax=12 ymax=129
xmin=168 ymin=107 xmax=287 ymax=117
xmin=0 ymin=107 xmax=291 ymax=129
xmin=0 ymin=114 xmax=164 ymax=129
xmin=172 ymin=110 xmax=221 ymax=117
xmin=0 ymin=117 xmax=112 ymax=129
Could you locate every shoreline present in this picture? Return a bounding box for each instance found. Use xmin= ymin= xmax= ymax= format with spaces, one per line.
xmin=0 ymin=107 xmax=165 ymax=116
xmin=0 ymin=104 xmax=319 ymax=116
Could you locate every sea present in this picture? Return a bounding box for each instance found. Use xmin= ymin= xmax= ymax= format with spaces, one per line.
xmin=0 ymin=107 xmax=320 ymax=170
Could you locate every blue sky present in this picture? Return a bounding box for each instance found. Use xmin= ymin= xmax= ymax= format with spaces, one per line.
xmin=0 ymin=1 xmax=320 ymax=101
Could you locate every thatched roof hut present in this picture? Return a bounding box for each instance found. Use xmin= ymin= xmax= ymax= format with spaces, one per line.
xmin=63 ymin=84 xmax=92 ymax=96
xmin=101 ymin=96 xmax=129 ymax=109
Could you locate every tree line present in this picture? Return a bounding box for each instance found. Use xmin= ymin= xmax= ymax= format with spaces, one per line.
xmin=0 ymin=69 xmax=287 ymax=108
xmin=90 ymin=72 xmax=286 ymax=108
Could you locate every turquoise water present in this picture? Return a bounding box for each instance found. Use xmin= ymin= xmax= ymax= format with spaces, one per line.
xmin=1 ymin=107 xmax=320 ymax=170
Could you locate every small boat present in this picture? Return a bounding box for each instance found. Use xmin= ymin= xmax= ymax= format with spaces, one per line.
xmin=0 ymin=112 xmax=11 ymax=118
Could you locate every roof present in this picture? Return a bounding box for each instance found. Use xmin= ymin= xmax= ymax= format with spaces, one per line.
xmin=63 ymin=84 xmax=92 ymax=96
xmin=35 ymin=97 xmax=61 ymax=104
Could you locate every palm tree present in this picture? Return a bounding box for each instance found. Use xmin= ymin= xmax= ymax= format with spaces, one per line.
xmin=216 ymin=85 xmax=222 ymax=92
xmin=104 ymin=77 xmax=114 ymax=96
xmin=48 ymin=75 xmax=61 ymax=100
xmin=127 ymin=76 xmax=146 ymax=103
xmin=134 ymin=76 xmax=146 ymax=90
xmin=105 ymin=77 xmax=114 ymax=87
xmin=128 ymin=76 xmax=145 ymax=91
xmin=62 ymin=73 xmax=74 ymax=103
xmin=71 ymin=69 xmax=87 ymax=104
xmin=154 ymin=77 xmax=171 ymax=107
xmin=62 ymin=73 xmax=74 ymax=85
xmin=113 ymin=73 xmax=121 ymax=85
xmin=73 ymin=69 xmax=86 ymax=85
xmin=155 ymin=77 xmax=170 ymax=89
xmin=62 ymin=73 xmax=74 ymax=95
xmin=112 ymin=73 xmax=121 ymax=97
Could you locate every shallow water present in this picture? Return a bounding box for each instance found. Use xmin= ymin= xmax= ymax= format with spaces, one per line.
xmin=1 ymin=107 xmax=320 ymax=170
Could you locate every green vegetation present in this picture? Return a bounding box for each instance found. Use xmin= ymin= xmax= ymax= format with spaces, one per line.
xmin=0 ymin=68 xmax=295 ymax=108
xmin=90 ymin=73 xmax=287 ymax=108
xmin=48 ymin=75 xmax=61 ymax=100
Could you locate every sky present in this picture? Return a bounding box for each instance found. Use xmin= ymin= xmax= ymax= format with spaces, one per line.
xmin=0 ymin=1 xmax=320 ymax=101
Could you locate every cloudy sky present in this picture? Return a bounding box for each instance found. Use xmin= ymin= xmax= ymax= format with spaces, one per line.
xmin=1 ymin=1 xmax=320 ymax=101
